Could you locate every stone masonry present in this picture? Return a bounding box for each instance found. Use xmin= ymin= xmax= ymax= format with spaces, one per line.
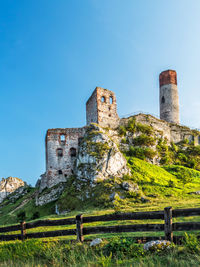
xmin=86 ymin=87 xmax=119 ymax=128
xmin=40 ymin=70 xmax=199 ymax=191
xmin=40 ymin=128 xmax=85 ymax=191
xmin=159 ymin=70 xmax=180 ymax=124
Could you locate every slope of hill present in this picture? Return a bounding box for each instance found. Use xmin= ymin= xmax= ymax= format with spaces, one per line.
xmin=1 ymin=116 xmax=200 ymax=225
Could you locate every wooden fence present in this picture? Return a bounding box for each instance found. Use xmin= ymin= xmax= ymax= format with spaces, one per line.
xmin=0 ymin=206 xmax=200 ymax=243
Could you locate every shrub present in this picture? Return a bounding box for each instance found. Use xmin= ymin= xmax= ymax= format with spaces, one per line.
xmin=31 ymin=211 xmax=40 ymax=220
xmin=160 ymin=155 xmax=171 ymax=165
xmin=126 ymin=146 xmax=145 ymax=159
xmin=17 ymin=211 xmax=26 ymax=222
xmin=178 ymin=153 xmax=188 ymax=162
xmin=183 ymin=233 xmax=200 ymax=254
xmin=121 ymin=137 xmax=128 ymax=144
xmin=133 ymin=134 xmax=155 ymax=147
xmin=126 ymin=118 xmax=136 ymax=133
xmin=103 ymin=237 xmax=144 ymax=259
xmin=126 ymin=146 xmax=156 ymax=160
xmin=170 ymin=142 xmax=178 ymax=152
xmin=118 ymin=126 xmax=126 ymax=136
xmin=168 ymin=179 xmax=175 ymax=188
xmin=144 ymin=148 xmax=157 ymax=159
xmin=136 ymin=123 xmax=153 ymax=135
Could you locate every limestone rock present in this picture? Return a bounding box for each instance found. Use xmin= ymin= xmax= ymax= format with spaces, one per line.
xmin=109 ymin=192 xmax=124 ymax=201
xmin=75 ymin=124 xmax=130 ymax=182
xmin=0 ymin=177 xmax=25 ymax=203
xmin=190 ymin=191 xmax=200 ymax=195
xmin=90 ymin=238 xmax=103 ymax=247
xmin=143 ymin=240 xmax=171 ymax=251
xmin=121 ymin=181 xmax=139 ymax=192
xmin=35 ymin=183 xmax=65 ymax=206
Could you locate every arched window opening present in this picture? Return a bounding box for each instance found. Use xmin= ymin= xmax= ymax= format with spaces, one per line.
xmin=58 ymin=170 xmax=62 ymax=175
xmin=109 ymin=114 xmax=111 ymax=117
xmin=101 ymin=96 xmax=106 ymax=103
xmin=57 ymin=148 xmax=63 ymax=157
xmin=109 ymin=96 xmax=113 ymax=104
xmin=70 ymin=147 xmax=76 ymax=157
xmin=161 ymin=96 xmax=165 ymax=104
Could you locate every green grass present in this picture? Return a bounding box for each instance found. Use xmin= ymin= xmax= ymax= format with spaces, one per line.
xmin=1 ymin=157 xmax=200 ymax=244
xmin=126 ymin=157 xmax=200 ymax=200
xmin=0 ymin=236 xmax=199 ymax=266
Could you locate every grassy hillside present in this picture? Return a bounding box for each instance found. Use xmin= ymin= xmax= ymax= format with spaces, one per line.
xmin=1 ymin=157 xmax=200 ymax=226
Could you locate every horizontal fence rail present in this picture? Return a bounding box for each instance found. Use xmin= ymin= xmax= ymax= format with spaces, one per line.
xmin=82 ymin=211 xmax=164 ymax=223
xmin=83 ymin=224 xmax=164 ymax=235
xmin=0 ymin=206 xmax=199 ymax=243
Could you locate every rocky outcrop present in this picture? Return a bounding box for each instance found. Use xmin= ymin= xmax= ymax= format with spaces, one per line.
xmin=0 ymin=177 xmax=26 ymax=203
xmin=75 ymin=124 xmax=130 ymax=183
xmin=35 ymin=182 xmax=65 ymax=206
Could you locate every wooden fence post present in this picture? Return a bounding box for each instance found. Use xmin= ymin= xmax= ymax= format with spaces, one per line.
xmin=164 ymin=207 xmax=173 ymax=242
xmin=76 ymin=214 xmax=84 ymax=242
xmin=20 ymin=221 xmax=26 ymax=241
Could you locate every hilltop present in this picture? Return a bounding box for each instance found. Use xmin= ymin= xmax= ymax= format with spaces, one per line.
xmin=0 ymin=115 xmax=200 ymax=225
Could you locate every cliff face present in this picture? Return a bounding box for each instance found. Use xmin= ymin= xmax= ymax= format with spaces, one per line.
xmin=36 ymin=124 xmax=130 ymax=206
xmin=0 ymin=177 xmax=25 ymax=203
xmin=75 ymin=123 xmax=130 ymax=183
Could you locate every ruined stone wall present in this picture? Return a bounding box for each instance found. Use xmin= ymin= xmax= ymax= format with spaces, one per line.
xmin=44 ymin=127 xmax=86 ymax=189
xmin=120 ymin=113 xmax=200 ymax=145
xmin=86 ymin=87 xmax=119 ymax=128
xmin=86 ymin=89 xmax=98 ymax=125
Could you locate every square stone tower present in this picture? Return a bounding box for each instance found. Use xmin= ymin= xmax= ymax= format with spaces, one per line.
xmin=86 ymin=87 xmax=119 ymax=128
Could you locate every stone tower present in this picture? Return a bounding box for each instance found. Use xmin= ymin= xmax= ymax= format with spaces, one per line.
xmin=159 ymin=70 xmax=180 ymax=124
xmin=86 ymin=87 xmax=119 ymax=128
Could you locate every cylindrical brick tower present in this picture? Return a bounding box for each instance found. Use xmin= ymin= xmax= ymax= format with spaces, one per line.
xmin=159 ymin=70 xmax=180 ymax=124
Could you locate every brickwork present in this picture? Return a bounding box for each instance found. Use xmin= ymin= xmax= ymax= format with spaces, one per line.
xmin=159 ymin=70 xmax=177 ymax=87
xmin=86 ymin=87 xmax=119 ymax=128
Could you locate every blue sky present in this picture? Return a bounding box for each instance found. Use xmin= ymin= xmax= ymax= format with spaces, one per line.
xmin=0 ymin=0 xmax=200 ymax=185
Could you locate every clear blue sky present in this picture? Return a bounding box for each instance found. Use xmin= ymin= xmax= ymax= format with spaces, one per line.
xmin=0 ymin=0 xmax=200 ymax=185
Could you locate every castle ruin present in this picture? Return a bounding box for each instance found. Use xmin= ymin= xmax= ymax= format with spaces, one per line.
xmin=40 ymin=70 xmax=200 ymax=190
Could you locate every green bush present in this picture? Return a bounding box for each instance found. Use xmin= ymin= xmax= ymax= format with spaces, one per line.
xmin=183 ymin=233 xmax=200 ymax=254
xmin=17 ymin=211 xmax=26 ymax=222
xmin=103 ymin=237 xmax=144 ymax=259
xmin=178 ymin=153 xmax=188 ymax=162
xmin=126 ymin=118 xmax=136 ymax=133
xmin=126 ymin=146 xmax=156 ymax=160
xmin=168 ymin=179 xmax=176 ymax=188
xmin=118 ymin=126 xmax=126 ymax=136
xmin=31 ymin=211 xmax=40 ymax=220
xmin=136 ymin=123 xmax=153 ymax=135
xmin=121 ymin=137 xmax=128 ymax=144
xmin=133 ymin=134 xmax=155 ymax=146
